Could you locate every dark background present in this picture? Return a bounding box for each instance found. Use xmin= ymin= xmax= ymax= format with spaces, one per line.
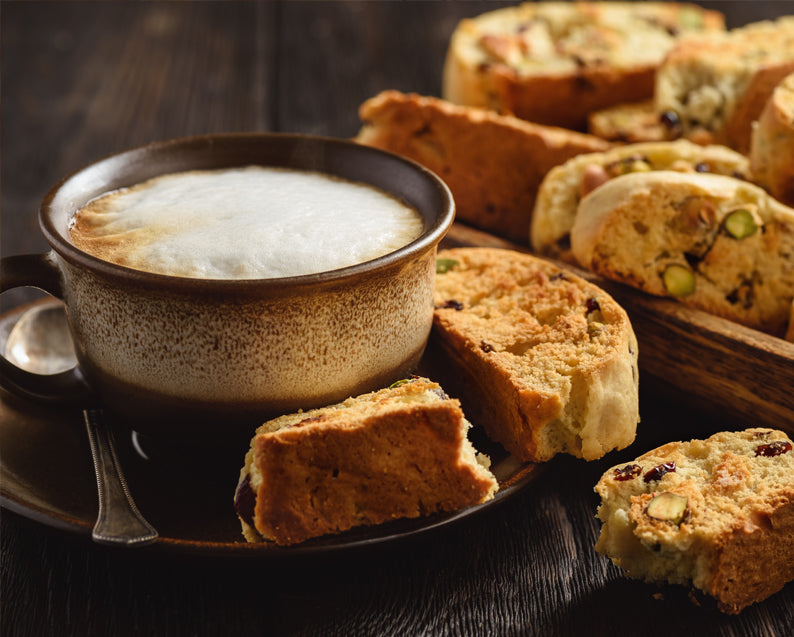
xmin=2 ymin=2 xmax=793 ymax=636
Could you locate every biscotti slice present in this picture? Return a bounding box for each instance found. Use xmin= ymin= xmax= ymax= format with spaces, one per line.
xmin=234 ymin=377 xmax=498 ymax=546
xmin=530 ymin=139 xmax=750 ymax=262
xmin=655 ymin=16 xmax=794 ymax=153
xmin=432 ymin=247 xmax=639 ymax=463
xmin=442 ymin=2 xmax=724 ymax=131
xmin=750 ymin=71 xmax=794 ymax=208
xmin=570 ymin=171 xmax=794 ymax=336
xmin=587 ymin=100 xmax=668 ymax=144
xmin=355 ymin=90 xmax=610 ymax=243
xmin=594 ymin=428 xmax=794 ymax=614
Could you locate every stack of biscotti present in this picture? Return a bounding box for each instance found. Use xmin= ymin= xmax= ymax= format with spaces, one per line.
xmin=569 ymin=171 xmax=794 ymax=337
xmin=441 ymin=2 xmax=724 ymax=131
xmin=432 ymin=247 xmax=639 ymax=463
xmin=654 ymin=16 xmax=794 ymax=153
xmin=355 ymin=90 xmax=610 ymax=243
xmin=750 ymin=71 xmax=794 ymax=208
xmin=234 ymin=377 xmax=498 ymax=546
xmin=530 ymin=140 xmax=751 ymax=262
xmin=594 ymin=428 xmax=794 ymax=614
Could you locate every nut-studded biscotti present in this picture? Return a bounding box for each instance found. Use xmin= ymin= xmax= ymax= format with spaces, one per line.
xmin=587 ymin=99 xmax=668 ymax=144
xmin=432 ymin=247 xmax=639 ymax=463
xmin=442 ymin=2 xmax=724 ymax=131
xmin=655 ymin=16 xmax=794 ymax=153
xmin=355 ymin=90 xmax=610 ymax=243
xmin=594 ymin=428 xmax=794 ymax=614
xmin=530 ymin=140 xmax=750 ymax=262
xmin=234 ymin=377 xmax=498 ymax=546
xmin=750 ymin=71 xmax=794 ymax=208
xmin=570 ymin=171 xmax=794 ymax=336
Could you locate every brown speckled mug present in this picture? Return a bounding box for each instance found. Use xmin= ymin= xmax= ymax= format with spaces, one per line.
xmin=0 ymin=133 xmax=454 ymax=440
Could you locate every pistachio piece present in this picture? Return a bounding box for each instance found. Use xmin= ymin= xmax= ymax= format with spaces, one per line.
xmin=646 ymin=492 xmax=688 ymax=523
xmin=723 ymin=208 xmax=758 ymax=240
xmin=436 ymin=258 xmax=459 ymax=274
xmin=662 ymin=264 xmax=695 ymax=297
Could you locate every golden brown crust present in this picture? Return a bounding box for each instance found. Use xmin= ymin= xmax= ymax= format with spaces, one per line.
xmin=442 ymin=2 xmax=724 ymax=130
xmin=236 ymin=378 xmax=498 ymax=546
xmin=355 ymin=90 xmax=610 ymax=243
xmin=750 ymin=72 xmax=794 ymax=208
xmin=530 ymin=139 xmax=750 ymax=262
xmin=432 ymin=247 xmax=639 ymax=463
xmin=595 ymin=428 xmax=794 ymax=613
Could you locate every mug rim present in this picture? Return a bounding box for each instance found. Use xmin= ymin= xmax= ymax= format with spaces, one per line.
xmin=39 ymin=132 xmax=455 ymax=292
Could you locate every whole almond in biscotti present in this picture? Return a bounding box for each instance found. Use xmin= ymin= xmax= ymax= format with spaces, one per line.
xmin=432 ymin=247 xmax=639 ymax=463
xmin=594 ymin=427 xmax=794 ymax=614
xmin=570 ymin=170 xmax=794 ymax=336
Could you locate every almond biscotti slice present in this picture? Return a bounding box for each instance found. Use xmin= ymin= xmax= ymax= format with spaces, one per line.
xmin=442 ymin=2 xmax=724 ymax=131
xmin=432 ymin=247 xmax=639 ymax=463
xmin=594 ymin=428 xmax=794 ymax=614
xmin=570 ymin=170 xmax=794 ymax=336
xmin=355 ymin=90 xmax=610 ymax=243
xmin=655 ymin=16 xmax=794 ymax=153
xmin=530 ymin=139 xmax=750 ymax=262
xmin=234 ymin=377 xmax=498 ymax=546
xmin=750 ymin=71 xmax=794 ymax=208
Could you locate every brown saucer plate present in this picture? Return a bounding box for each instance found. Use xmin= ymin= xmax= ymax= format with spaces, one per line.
xmin=0 ymin=301 xmax=542 ymax=557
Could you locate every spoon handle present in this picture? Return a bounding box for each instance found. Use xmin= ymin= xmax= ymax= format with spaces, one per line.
xmin=83 ymin=409 xmax=159 ymax=546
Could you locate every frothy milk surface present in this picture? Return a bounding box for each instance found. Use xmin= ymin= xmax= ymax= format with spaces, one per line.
xmin=69 ymin=166 xmax=424 ymax=279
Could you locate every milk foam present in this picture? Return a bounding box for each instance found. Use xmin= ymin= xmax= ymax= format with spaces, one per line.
xmin=69 ymin=166 xmax=424 ymax=279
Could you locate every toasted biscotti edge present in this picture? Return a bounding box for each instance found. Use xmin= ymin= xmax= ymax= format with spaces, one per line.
xmin=432 ymin=247 xmax=639 ymax=463
xmin=530 ymin=139 xmax=750 ymax=262
xmin=355 ymin=90 xmax=610 ymax=243
xmin=442 ymin=2 xmax=724 ymax=131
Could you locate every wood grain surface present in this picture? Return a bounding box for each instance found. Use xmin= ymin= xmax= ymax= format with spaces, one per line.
xmin=2 ymin=2 xmax=793 ymax=636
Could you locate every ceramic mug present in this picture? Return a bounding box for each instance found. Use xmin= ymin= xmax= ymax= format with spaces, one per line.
xmin=0 ymin=133 xmax=454 ymax=440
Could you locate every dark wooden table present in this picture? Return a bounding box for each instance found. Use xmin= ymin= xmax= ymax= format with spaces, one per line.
xmin=2 ymin=2 xmax=793 ymax=635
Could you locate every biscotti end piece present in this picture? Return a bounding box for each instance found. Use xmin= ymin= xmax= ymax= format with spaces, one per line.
xmin=432 ymin=247 xmax=639 ymax=463
xmin=655 ymin=16 xmax=794 ymax=153
xmin=750 ymin=71 xmax=794 ymax=208
xmin=570 ymin=170 xmax=794 ymax=335
xmin=234 ymin=377 xmax=499 ymax=546
xmin=355 ymin=90 xmax=610 ymax=243
xmin=442 ymin=2 xmax=724 ymax=130
xmin=530 ymin=139 xmax=750 ymax=262
xmin=594 ymin=427 xmax=794 ymax=614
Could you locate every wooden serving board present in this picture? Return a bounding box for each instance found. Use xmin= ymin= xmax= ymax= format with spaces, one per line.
xmin=441 ymin=223 xmax=794 ymax=436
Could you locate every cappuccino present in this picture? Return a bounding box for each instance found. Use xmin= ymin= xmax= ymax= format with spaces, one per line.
xmin=69 ymin=166 xmax=424 ymax=279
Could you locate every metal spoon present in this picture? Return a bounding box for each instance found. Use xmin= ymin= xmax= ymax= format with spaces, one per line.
xmin=5 ymin=301 xmax=158 ymax=546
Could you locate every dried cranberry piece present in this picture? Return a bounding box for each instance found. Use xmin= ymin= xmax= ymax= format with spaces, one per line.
xmin=234 ymin=474 xmax=256 ymax=527
xmin=755 ymin=441 xmax=792 ymax=457
xmin=438 ymin=300 xmax=464 ymax=311
xmin=613 ymin=464 xmax=642 ymax=481
xmin=585 ymin=298 xmax=600 ymax=314
xmin=643 ymin=461 xmax=676 ymax=483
